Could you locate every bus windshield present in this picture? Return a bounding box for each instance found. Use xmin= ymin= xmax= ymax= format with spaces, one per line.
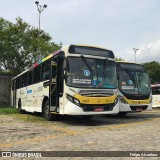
xmin=66 ymin=57 xmax=117 ymax=89
xmin=118 ymin=70 xmax=151 ymax=95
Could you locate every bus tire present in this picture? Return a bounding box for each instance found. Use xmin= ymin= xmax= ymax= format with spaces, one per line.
xmin=118 ymin=112 xmax=128 ymax=116
xmin=43 ymin=100 xmax=53 ymax=121
xmin=82 ymin=115 xmax=93 ymax=119
xmin=18 ymin=100 xmax=24 ymax=114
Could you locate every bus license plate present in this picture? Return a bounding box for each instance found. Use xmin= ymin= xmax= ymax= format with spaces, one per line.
xmin=136 ymin=108 xmax=142 ymax=112
xmin=94 ymin=108 xmax=104 ymax=112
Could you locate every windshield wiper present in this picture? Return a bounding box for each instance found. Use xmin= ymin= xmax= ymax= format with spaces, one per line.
xmin=125 ymin=69 xmax=140 ymax=93
xmin=125 ymin=70 xmax=135 ymax=83
xmin=81 ymin=55 xmax=93 ymax=72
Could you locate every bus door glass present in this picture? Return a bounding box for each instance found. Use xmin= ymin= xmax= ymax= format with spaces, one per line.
xmin=50 ymin=59 xmax=58 ymax=111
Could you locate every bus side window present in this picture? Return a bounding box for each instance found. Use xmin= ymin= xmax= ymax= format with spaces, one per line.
xmin=22 ymin=73 xmax=28 ymax=87
xmin=42 ymin=62 xmax=49 ymax=81
xmin=28 ymin=70 xmax=33 ymax=85
xmin=52 ymin=61 xmax=57 ymax=78
xmin=16 ymin=78 xmax=19 ymax=89
xmin=19 ymin=76 xmax=23 ymax=88
xmin=34 ymin=66 xmax=41 ymax=83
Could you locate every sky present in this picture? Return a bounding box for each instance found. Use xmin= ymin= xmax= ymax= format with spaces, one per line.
xmin=0 ymin=0 xmax=160 ymax=63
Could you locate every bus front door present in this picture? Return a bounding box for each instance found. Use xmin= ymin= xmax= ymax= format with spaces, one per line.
xmin=49 ymin=60 xmax=59 ymax=113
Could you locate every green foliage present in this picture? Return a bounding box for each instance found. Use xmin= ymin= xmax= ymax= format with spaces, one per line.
xmin=143 ymin=61 xmax=160 ymax=84
xmin=0 ymin=17 xmax=60 ymax=75
xmin=115 ymin=57 xmax=124 ymax=61
xmin=0 ymin=70 xmax=11 ymax=76
xmin=0 ymin=107 xmax=18 ymax=114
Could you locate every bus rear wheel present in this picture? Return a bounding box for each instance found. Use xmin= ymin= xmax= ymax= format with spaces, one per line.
xmin=43 ymin=100 xmax=53 ymax=121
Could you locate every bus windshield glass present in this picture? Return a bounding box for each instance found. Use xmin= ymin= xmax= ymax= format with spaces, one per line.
xmin=117 ymin=68 xmax=151 ymax=95
xmin=66 ymin=57 xmax=117 ymax=89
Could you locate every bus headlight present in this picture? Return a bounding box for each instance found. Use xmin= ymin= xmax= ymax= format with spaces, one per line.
xmin=67 ymin=94 xmax=73 ymax=102
xmin=119 ymin=96 xmax=128 ymax=104
xmin=66 ymin=94 xmax=80 ymax=106
xmin=73 ymin=99 xmax=80 ymax=105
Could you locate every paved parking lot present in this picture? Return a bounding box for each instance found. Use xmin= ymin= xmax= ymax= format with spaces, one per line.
xmin=0 ymin=109 xmax=160 ymax=159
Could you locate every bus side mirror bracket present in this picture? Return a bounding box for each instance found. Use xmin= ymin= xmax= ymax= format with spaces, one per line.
xmin=63 ymin=59 xmax=69 ymax=71
xmin=63 ymin=60 xmax=70 ymax=79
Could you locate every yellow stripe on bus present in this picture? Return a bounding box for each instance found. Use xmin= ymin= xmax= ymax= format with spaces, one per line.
xmin=74 ymin=94 xmax=117 ymax=105
xmin=124 ymin=97 xmax=151 ymax=105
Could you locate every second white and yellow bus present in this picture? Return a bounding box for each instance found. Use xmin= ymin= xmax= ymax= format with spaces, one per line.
xmin=116 ymin=61 xmax=152 ymax=116
xmin=151 ymin=84 xmax=160 ymax=108
xmin=12 ymin=44 xmax=119 ymax=120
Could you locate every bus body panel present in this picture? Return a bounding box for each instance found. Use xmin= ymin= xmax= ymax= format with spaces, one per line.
xmin=151 ymin=84 xmax=160 ymax=108
xmin=16 ymin=81 xmax=49 ymax=113
xmin=152 ymin=95 xmax=160 ymax=108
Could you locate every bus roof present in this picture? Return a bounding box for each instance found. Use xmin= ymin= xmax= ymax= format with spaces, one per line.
xmin=116 ymin=61 xmax=145 ymax=71
xmin=12 ymin=44 xmax=114 ymax=80
xmin=116 ymin=61 xmax=142 ymax=65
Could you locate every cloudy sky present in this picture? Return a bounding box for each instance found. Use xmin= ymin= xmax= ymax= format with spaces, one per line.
xmin=0 ymin=0 xmax=160 ymax=63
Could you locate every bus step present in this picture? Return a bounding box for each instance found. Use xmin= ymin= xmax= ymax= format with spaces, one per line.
xmin=50 ymin=106 xmax=59 ymax=113
xmin=50 ymin=106 xmax=56 ymax=111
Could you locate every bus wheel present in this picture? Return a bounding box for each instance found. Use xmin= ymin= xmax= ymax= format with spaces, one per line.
xmin=18 ymin=100 xmax=24 ymax=114
xmin=82 ymin=115 xmax=93 ymax=119
xmin=44 ymin=100 xmax=53 ymax=121
xmin=118 ymin=112 xmax=128 ymax=116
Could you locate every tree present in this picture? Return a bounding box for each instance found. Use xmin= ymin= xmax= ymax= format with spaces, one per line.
xmin=0 ymin=17 xmax=60 ymax=75
xmin=143 ymin=61 xmax=160 ymax=84
xmin=115 ymin=57 xmax=124 ymax=61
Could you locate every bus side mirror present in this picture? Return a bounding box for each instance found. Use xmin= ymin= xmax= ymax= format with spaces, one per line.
xmin=63 ymin=60 xmax=67 ymax=70
xmin=65 ymin=72 xmax=70 ymax=78
xmin=63 ymin=60 xmax=69 ymax=71
xmin=63 ymin=60 xmax=70 ymax=78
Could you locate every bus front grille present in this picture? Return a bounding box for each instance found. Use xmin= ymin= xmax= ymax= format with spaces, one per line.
xmin=81 ymin=103 xmax=115 ymax=112
xmin=78 ymin=90 xmax=114 ymax=97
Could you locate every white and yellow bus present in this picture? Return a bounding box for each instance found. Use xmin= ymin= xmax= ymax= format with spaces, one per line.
xmin=151 ymin=84 xmax=160 ymax=108
xmin=12 ymin=44 xmax=119 ymax=120
xmin=116 ymin=62 xmax=152 ymax=116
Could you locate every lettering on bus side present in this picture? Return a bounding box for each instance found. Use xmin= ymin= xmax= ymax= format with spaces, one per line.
xmin=82 ymin=100 xmax=89 ymax=103
xmin=106 ymin=99 xmax=113 ymax=103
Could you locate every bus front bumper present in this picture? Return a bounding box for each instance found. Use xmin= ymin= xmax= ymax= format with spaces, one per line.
xmin=63 ymin=101 xmax=119 ymax=115
xmin=119 ymin=103 xmax=152 ymax=112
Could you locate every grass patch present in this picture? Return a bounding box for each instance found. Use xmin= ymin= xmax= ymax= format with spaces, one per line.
xmin=16 ymin=113 xmax=46 ymax=123
xmin=0 ymin=107 xmax=64 ymax=125
xmin=0 ymin=107 xmax=46 ymax=123
xmin=0 ymin=107 xmax=18 ymax=114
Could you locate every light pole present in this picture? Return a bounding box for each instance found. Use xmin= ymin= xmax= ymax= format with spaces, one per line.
xmin=35 ymin=1 xmax=47 ymax=30
xmin=35 ymin=1 xmax=47 ymax=61
xmin=133 ymin=48 xmax=138 ymax=63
